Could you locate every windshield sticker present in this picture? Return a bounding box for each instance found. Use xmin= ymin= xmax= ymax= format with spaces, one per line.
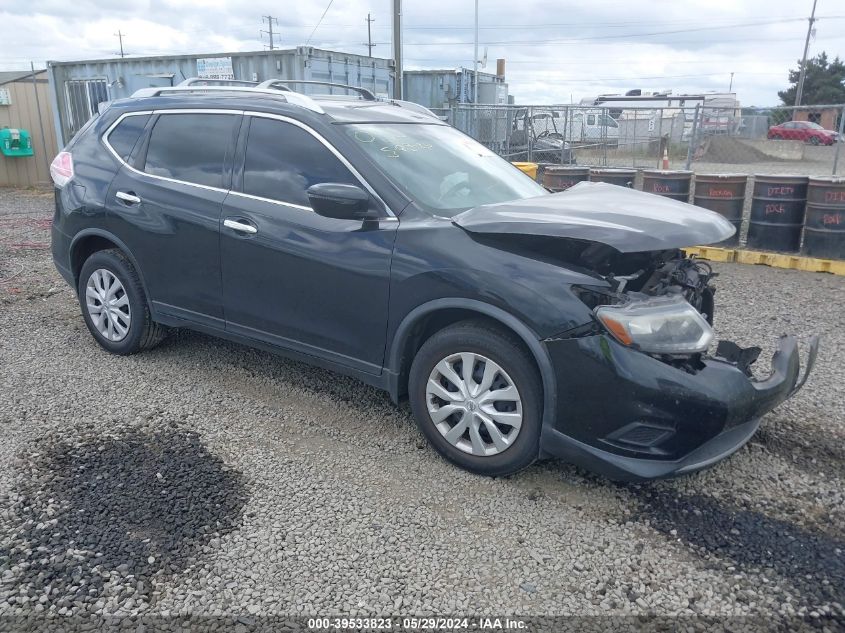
xmin=354 ymin=130 xmax=375 ymax=143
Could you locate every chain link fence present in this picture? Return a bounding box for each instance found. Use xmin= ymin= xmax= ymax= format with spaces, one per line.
xmin=440 ymin=103 xmax=845 ymax=177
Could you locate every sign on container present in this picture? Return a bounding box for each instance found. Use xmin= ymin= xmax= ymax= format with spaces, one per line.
xmin=196 ymin=58 xmax=234 ymax=80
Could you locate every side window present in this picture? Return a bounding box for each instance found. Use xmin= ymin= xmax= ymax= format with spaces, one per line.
xmin=143 ymin=113 xmax=238 ymax=188
xmin=587 ymin=114 xmax=596 ymax=126
xmin=106 ymin=114 xmax=150 ymax=161
xmin=242 ymin=117 xmax=357 ymax=207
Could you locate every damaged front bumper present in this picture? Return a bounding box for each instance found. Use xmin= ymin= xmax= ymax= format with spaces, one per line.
xmin=539 ymin=332 xmax=819 ymax=481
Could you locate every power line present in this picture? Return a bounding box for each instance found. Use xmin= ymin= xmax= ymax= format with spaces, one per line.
xmin=398 ymin=32 xmax=842 ymax=48
xmin=394 ymin=17 xmax=818 ymax=46
xmin=305 ymin=0 xmax=336 ymax=46
xmin=261 ymin=15 xmax=279 ymax=50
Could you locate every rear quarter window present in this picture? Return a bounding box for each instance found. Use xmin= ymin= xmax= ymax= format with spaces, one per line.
xmin=105 ymin=114 xmax=150 ymax=161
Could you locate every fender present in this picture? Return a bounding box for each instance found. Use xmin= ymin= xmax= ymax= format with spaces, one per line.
xmin=386 ymin=298 xmax=558 ymax=441
xmin=68 ymin=228 xmax=158 ymax=319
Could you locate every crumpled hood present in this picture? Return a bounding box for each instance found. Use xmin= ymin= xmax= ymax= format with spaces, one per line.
xmin=452 ymin=181 xmax=736 ymax=253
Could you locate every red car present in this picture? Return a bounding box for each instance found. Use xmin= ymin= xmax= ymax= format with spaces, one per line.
xmin=767 ymin=120 xmax=840 ymax=145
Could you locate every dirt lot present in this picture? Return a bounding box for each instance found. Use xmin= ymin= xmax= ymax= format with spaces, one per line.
xmin=1 ymin=188 xmax=844 ymax=630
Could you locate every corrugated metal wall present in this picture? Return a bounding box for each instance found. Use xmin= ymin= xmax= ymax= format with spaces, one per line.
xmin=0 ymin=77 xmax=58 ymax=188
xmin=48 ymin=48 xmax=394 ymax=144
xmin=403 ymin=69 xmax=506 ymax=110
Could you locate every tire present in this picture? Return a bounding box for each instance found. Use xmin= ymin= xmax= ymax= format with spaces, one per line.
xmin=77 ymin=249 xmax=166 ymax=355
xmin=809 ymin=136 xmax=820 ymax=145
xmin=771 ymin=134 xmax=783 ymax=140
xmin=408 ymin=320 xmax=542 ymax=476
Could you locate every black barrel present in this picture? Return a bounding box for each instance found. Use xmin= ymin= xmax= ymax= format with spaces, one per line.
xmin=543 ymin=166 xmax=590 ymax=192
xmin=641 ymin=170 xmax=693 ymax=202
xmin=589 ymin=168 xmax=636 ymax=188
xmin=693 ymin=174 xmax=748 ymax=246
xmin=802 ymin=176 xmax=845 ymax=259
xmin=746 ymin=175 xmax=808 ymax=252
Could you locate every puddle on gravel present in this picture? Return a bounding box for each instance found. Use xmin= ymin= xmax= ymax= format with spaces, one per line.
xmin=633 ymin=488 xmax=844 ymax=617
xmin=0 ymin=422 xmax=248 ymax=611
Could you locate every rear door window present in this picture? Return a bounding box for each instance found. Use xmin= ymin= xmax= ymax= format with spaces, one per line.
xmin=106 ymin=114 xmax=150 ymax=161
xmin=242 ymin=116 xmax=358 ymax=207
xmin=143 ymin=113 xmax=239 ymax=189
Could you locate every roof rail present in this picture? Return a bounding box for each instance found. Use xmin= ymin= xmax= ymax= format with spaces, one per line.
xmin=130 ymin=82 xmax=325 ymax=114
xmin=179 ymin=78 xmax=284 ymax=88
xmin=258 ymin=79 xmax=376 ymax=101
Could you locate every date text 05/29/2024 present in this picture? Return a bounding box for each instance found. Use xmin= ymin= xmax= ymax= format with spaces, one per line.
xmin=307 ymin=617 xmax=527 ymax=630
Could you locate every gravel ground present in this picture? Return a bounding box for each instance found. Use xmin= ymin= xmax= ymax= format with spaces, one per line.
xmin=0 ymin=188 xmax=844 ymax=631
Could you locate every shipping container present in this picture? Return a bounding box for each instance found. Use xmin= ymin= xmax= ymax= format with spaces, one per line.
xmin=402 ymin=69 xmax=507 ymax=110
xmin=47 ymin=47 xmax=395 ymax=144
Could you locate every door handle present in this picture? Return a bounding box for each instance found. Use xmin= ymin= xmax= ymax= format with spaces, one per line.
xmin=223 ymin=218 xmax=258 ymax=234
xmin=115 ymin=191 xmax=141 ymax=205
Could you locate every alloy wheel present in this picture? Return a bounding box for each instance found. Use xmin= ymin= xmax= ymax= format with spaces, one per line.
xmin=425 ymin=352 xmax=523 ymax=456
xmin=85 ymin=268 xmax=131 ymax=342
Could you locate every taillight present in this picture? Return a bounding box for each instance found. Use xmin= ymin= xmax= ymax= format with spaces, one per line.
xmin=50 ymin=151 xmax=74 ymax=187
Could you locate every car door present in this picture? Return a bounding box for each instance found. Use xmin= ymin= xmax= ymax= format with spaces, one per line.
xmin=106 ymin=110 xmax=241 ymax=327
xmin=220 ymin=113 xmax=398 ymax=375
xmin=782 ymin=121 xmax=797 ymax=140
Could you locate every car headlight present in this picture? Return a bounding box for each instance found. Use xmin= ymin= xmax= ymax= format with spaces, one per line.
xmin=595 ymin=295 xmax=714 ymax=354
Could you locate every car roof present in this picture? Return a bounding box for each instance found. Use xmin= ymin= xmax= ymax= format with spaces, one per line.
xmin=108 ymin=92 xmax=445 ymax=126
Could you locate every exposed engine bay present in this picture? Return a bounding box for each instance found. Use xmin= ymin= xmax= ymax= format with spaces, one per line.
xmin=473 ymin=233 xmax=717 ymax=324
xmin=603 ymin=250 xmax=717 ymax=326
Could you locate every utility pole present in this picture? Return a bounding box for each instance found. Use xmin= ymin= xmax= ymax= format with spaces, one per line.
xmin=729 ymin=72 xmax=734 ymax=92
xmin=392 ymin=0 xmax=402 ymax=99
xmin=364 ymin=13 xmax=375 ymax=57
xmin=114 ymin=31 xmax=126 ymax=58
xmin=261 ymin=15 xmax=278 ymax=50
xmin=473 ymin=0 xmax=479 ymax=104
xmin=794 ymin=0 xmax=818 ymax=107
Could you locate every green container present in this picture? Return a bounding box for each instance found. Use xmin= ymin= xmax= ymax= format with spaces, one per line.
xmin=0 ymin=127 xmax=34 ymax=157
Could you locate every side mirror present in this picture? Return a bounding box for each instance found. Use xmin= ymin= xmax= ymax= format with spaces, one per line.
xmin=306 ymin=183 xmax=376 ymax=220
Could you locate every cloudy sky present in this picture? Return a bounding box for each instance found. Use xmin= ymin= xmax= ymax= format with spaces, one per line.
xmin=2 ymin=0 xmax=844 ymax=105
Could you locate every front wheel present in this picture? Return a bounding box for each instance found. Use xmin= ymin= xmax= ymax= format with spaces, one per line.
xmin=77 ymin=249 xmax=166 ymax=355
xmin=408 ymin=321 xmax=542 ymax=476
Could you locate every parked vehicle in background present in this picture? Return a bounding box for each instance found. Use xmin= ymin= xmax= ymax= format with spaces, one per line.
xmin=50 ymin=79 xmax=818 ymax=481
xmin=515 ymin=108 xmax=619 ymax=151
xmin=508 ymin=109 xmax=575 ymax=164
xmin=767 ymin=120 xmax=840 ymax=145
xmin=567 ymin=109 xmax=620 ymax=148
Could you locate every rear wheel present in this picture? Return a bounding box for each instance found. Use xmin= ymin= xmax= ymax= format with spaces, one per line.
xmin=77 ymin=249 xmax=166 ymax=355
xmin=771 ymin=134 xmax=783 ymax=140
xmin=408 ymin=321 xmax=542 ymax=476
xmin=809 ymin=136 xmax=820 ymax=145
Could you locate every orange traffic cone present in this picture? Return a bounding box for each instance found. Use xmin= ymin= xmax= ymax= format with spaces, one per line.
xmin=662 ymin=146 xmax=670 ymax=170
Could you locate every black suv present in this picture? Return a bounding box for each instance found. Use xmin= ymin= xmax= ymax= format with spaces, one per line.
xmin=50 ymin=80 xmax=817 ymax=480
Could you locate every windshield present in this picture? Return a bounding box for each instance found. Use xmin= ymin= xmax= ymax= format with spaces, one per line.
xmin=344 ymin=123 xmax=546 ymax=216
xmin=804 ymin=122 xmax=824 ymax=130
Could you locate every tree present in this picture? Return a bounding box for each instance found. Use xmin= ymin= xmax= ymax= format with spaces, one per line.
xmin=778 ymin=52 xmax=845 ymax=106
